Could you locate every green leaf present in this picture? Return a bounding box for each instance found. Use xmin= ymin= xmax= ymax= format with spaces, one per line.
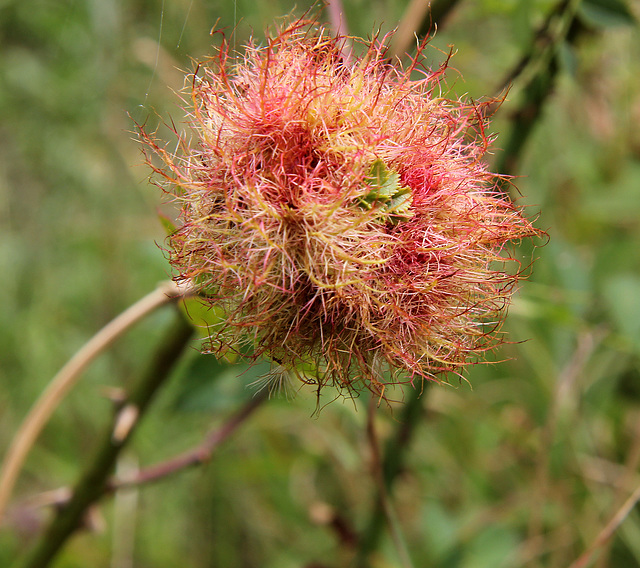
xmin=359 ymin=159 xmax=414 ymax=223
xmin=387 ymin=188 xmax=412 ymax=210
xmin=172 ymin=352 xmax=272 ymax=412
xmin=362 ymin=159 xmax=397 ymax=201
xmin=579 ymin=0 xmax=636 ymax=28
xmin=157 ymin=209 xmax=177 ymax=235
xmin=179 ymin=296 xmax=224 ymax=337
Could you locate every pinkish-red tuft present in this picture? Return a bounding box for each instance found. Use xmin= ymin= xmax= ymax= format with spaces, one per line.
xmin=141 ymin=20 xmax=541 ymax=398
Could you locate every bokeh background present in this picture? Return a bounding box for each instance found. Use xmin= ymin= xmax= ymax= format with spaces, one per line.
xmin=1 ymin=0 xmax=640 ymax=566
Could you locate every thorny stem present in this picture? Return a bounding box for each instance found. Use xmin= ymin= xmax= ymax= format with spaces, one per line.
xmin=107 ymin=389 xmax=269 ymax=492
xmin=494 ymin=0 xmax=578 ymax=95
xmin=12 ymin=390 xmax=269 ymax=518
xmin=14 ymin=310 xmax=194 ymax=568
xmin=0 ymin=281 xmax=194 ymax=525
xmin=356 ymin=386 xmax=425 ymax=567
xmin=495 ymin=0 xmax=584 ymax=178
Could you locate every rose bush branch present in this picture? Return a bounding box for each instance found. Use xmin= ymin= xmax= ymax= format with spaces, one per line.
xmin=0 ymin=280 xmax=194 ymax=525
xmin=9 ymin=388 xmax=268 ymax=524
xmin=495 ymin=0 xmax=585 ymax=177
xmin=355 ymin=387 xmax=425 ymax=567
xmin=15 ymin=311 xmax=194 ymax=568
xmin=107 ymin=388 xmax=268 ymax=492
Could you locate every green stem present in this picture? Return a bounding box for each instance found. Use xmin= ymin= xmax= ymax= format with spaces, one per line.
xmin=495 ymin=55 xmax=560 ymax=178
xmin=496 ymin=0 xmax=585 ymax=179
xmin=356 ymin=385 xmax=426 ymax=567
xmin=15 ymin=310 xmax=194 ymax=568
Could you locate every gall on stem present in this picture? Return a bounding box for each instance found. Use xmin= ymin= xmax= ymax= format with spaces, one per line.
xmin=140 ymin=19 xmax=541 ymax=400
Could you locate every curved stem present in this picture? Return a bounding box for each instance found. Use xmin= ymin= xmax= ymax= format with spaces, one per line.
xmin=15 ymin=310 xmax=194 ymax=568
xmin=0 ymin=281 xmax=194 ymax=525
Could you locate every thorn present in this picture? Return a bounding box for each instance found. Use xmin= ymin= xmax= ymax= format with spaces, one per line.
xmin=100 ymin=386 xmax=127 ymax=407
xmin=112 ymin=404 xmax=139 ymax=444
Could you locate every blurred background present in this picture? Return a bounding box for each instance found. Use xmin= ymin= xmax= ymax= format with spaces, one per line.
xmin=1 ymin=0 xmax=640 ymax=566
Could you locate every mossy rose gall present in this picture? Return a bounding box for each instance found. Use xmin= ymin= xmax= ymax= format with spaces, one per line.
xmin=142 ymin=20 xmax=540 ymax=397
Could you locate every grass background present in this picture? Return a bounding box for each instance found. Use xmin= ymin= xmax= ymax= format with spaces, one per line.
xmin=1 ymin=0 xmax=640 ymax=566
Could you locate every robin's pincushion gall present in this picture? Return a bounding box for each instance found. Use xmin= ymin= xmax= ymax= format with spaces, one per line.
xmin=142 ymin=21 xmax=539 ymax=397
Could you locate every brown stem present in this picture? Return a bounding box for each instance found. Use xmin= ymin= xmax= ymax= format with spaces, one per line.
xmin=389 ymin=0 xmax=462 ymax=60
xmin=15 ymin=310 xmax=194 ymax=568
xmin=568 ymin=483 xmax=640 ymax=568
xmin=107 ymin=389 xmax=268 ymax=491
xmin=0 ymin=281 xmax=194 ymax=525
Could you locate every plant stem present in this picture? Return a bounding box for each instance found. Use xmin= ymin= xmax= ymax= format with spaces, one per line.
xmin=15 ymin=310 xmax=194 ymax=568
xmin=366 ymin=397 xmax=415 ymax=568
xmin=0 ymin=281 xmax=193 ymax=524
xmin=107 ymin=389 xmax=268 ymax=491
xmin=568 ymin=483 xmax=640 ymax=568
xmin=494 ymin=0 xmax=575 ymax=95
xmin=495 ymin=0 xmax=584 ymax=178
xmin=326 ymin=0 xmax=348 ymax=38
xmin=390 ymin=0 xmax=462 ymax=60
xmin=355 ymin=385 xmax=426 ymax=567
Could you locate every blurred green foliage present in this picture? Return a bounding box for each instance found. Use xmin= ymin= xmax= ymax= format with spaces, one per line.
xmin=1 ymin=0 xmax=640 ymax=567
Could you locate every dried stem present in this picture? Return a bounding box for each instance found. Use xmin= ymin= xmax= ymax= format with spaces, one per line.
xmin=15 ymin=310 xmax=194 ymax=568
xmin=568 ymin=483 xmax=640 ymax=568
xmin=11 ymin=388 xmax=268 ymax=521
xmin=389 ymin=0 xmax=462 ymax=60
xmin=0 ymin=280 xmax=194 ymax=525
xmin=107 ymin=389 xmax=268 ymax=492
